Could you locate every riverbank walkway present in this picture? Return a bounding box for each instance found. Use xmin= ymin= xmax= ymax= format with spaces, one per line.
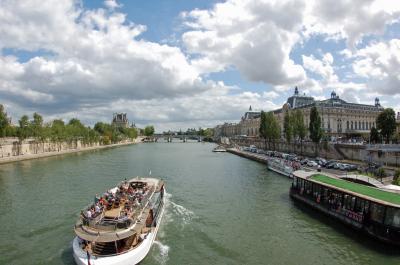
xmin=0 ymin=138 xmax=143 ymax=165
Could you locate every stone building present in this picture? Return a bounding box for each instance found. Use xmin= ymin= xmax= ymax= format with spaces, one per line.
xmin=239 ymin=106 xmax=261 ymax=137
xmin=112 ymin=113 xmax=129 ymax=128
xmin=273 ymin=87 xmax=384 ymax=139
xmin=215 ymin=87 xmax=384 ymax=139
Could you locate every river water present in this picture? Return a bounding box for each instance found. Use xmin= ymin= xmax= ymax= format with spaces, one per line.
xmin=0 ymin=142 xmax=399 ymax=265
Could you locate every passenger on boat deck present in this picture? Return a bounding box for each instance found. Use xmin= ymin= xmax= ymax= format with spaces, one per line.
xmin=94 ymin=194 xmax=100 ymax=204
xmin=86 ymin=209 xmax=92 ymax=219
xmin=95 ymin=204 xmax=101 ymax=213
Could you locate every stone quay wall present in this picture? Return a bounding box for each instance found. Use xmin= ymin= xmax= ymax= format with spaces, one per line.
xmin=0 ymin=137 xmax=140 ymax=164
xmin=222 ymin=137 xmax=400 ymax=168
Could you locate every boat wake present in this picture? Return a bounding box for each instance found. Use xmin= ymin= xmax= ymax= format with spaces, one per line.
xmin=152 ymin=241 xmax=170 ymax=265
xmin=165 ymin=192 xmax=195 ymax=227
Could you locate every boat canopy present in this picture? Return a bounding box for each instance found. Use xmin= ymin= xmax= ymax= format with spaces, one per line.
xmin=293 ymin=170 xmax=400 ymax=208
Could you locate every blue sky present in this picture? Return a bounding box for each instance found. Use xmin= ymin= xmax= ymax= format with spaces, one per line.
xmin=0 ymin=0 xmax=399 ymax=131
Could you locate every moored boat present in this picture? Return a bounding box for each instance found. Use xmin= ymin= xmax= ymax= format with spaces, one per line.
xmin=290 ymin=170 xmax=400 ymax=245
xmin=73 ymin=177 xmax=165 ymax=265
xmin=267 ymin=158 xmax=297 ymax=178
xmin=213 ymin=146 xmax=227 ymax=152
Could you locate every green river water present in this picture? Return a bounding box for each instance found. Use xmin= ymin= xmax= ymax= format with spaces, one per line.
xmin=0 ymin=142 xmax=399 ymax=265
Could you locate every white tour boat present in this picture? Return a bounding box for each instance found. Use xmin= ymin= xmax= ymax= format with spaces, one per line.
xmin=267 ymin=158 xmax=294 ymax=178
xmin=73 ymin=177 xmax=165 ymax=265
xmin=212 ymin=146 xmax=227 ymax=152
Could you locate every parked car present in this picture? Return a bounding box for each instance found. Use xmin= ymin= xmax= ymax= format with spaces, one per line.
xmin=307 ymin=160 xmax=318 ymax=167
xmin=316 ymin=158 xmax=328 ymax=167
xmin=301 ymin=159 xmax=309 ymax=165
xmin=249 ymin=145 xmax=257 ymax=153
xmin=325 ymin=162 xmax=336 ymax=169
xmin=347 ymin=164 xmax=357 ymax=171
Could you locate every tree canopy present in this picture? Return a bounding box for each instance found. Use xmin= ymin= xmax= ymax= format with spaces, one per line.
xmin=0 ymin=104 xmax=10 ymax=137
xmin=370 ymin=127 xmax=380 ymax=144
xmin=144 ymin=125 xmax=155 ymax=136
xmin=283 ymin=110 xmax=293 ymax=144
xmin=0 ymin=105 xmax=140 ymax=145
xmin=309 ymin=106 xmax=323 ymax=144
xmin=259 ymin=111 xmax=280 ymax=149
xmin=293 ymin=109 xmax=306 ymax=142
xmin=376 ymin=108 xmax=396 ymax=143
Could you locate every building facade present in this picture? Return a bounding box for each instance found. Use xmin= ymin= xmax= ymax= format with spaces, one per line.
xmin=278 ymin=88 xmax=383 ymax=139
xmin=112 ymin=113 xmax=129 ymax=128
xmin=215 ymin=87 xmax=384 ymax=140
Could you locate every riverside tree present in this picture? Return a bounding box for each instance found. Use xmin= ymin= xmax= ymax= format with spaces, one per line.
xmin=144 ymin=125 xmax=155 ymax=136
xmin=293 ymin=109 xmax=306 ymax=155
xmin=259 ymin=111 xmax=268 ymax=148
xmin=376 ymin=108 xmax=396 ymax=143
xmin=283 ymin=110 xmax=293 ymax=151
xmin=0 ymin=104 xmax=10 ymax=137
xmin=370 ymin=127 xmax=380 ymax=144
xmin=265 ymin=111 xmax=280 ymax=150
xmin=309 ymin=106 xmax=323 ymax=155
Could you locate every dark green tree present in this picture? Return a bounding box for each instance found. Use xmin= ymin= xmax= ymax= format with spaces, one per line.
xmin=309 ymin=106 xmax=323 ymax=155
xmin=283 ymin=110 xmax=293 ymax=151
xmin=18 ymin=115 xmax=30 ymax=141
xmin=265 ymin=111 xmax=280 ymax=150
xmin=0 ymin=104 xmax=10 ymax=137
xmin=144 ymin=125 xmax=155 ymax=136
xmin=370 ymin=127 xmax=380 ymax=144
xmin=31 ymin=112 xmax=44 ymax=138
xmin=376 ymin=108 xmax=396 ymax=143
xmin=51 ymin=119 xmax=66 ymax=151
xmin=259 ymin=111 xmax=268 ymax=149
xmin=293 ymin=109 xmax=306 ymax=155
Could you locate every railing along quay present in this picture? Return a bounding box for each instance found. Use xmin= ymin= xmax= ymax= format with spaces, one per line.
xmin=226 ymin=148 xmax=268 ymax=164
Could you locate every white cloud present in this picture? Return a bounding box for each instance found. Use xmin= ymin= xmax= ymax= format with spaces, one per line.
xmin=104 ymin=0 xmax=122 ymax=10
xmin=182 ymin=0 xmax=307 ymax=86
xmin=304 ymin=0 xmax=400 ymax=48
xmin=1 ymin=0 xmax=400 ymax=129
xmin=302 ymin=53 xmax=338 ymax=83
xmin=352 ymin=39 xmax=400 ymax=95
xmin=0 ymin=0 xmax=210 ymax=114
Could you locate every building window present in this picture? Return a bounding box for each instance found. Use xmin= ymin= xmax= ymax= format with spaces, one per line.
xmin=351 ymin=121 xmax=353 ymax=130
xmin=355 ymin=121 xmax=357 ymax=130
xmin=347 ymin=121 xmax=349 ymax=129
xmin=359 ymin=121 xmax=361 ymax=130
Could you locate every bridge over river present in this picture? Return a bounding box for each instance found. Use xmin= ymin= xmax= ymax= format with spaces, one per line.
xmin=145 ymin=134 xmax=204 ymax=142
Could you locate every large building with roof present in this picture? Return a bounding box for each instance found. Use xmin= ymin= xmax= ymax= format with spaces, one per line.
xmin=215 ymin=87 xmax=384 ymax=139
xmin=112 ymin=113 xmax=129 ymax=128
xmin=274 ymin=87 xmax=384 ymax=139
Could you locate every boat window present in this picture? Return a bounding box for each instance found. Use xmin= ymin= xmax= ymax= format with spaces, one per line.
xmin=370 ymin=203 xmax=385 ymax=223
xmin=354 ymin=198 xmax=365 ymax=213
xmin=384 ymin=207 xmax=400 ymax=228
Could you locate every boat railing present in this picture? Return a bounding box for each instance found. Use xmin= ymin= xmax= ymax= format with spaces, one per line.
xmin=80 ymin=185 xmax=156 ymax=231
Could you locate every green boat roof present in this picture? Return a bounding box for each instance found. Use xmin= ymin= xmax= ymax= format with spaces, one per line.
xmin=310 ymin=175 xmax=400 ymax=206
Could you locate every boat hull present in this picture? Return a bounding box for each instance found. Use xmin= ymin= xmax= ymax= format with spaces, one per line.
xmin=289 ymin=188 xmax=400 ymax=246
xmin=267 ymin=165 xmax=292 ymax=177
xmin=73 ymin=193 xmax=166 ymax=265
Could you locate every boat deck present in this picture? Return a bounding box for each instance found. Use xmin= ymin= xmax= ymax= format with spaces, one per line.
xmin=310 ymin=174 xmax=400 ymax=206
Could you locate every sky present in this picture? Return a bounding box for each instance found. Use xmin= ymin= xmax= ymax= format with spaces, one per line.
xmin=0 ymin=0 xmax=400 ymax=132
